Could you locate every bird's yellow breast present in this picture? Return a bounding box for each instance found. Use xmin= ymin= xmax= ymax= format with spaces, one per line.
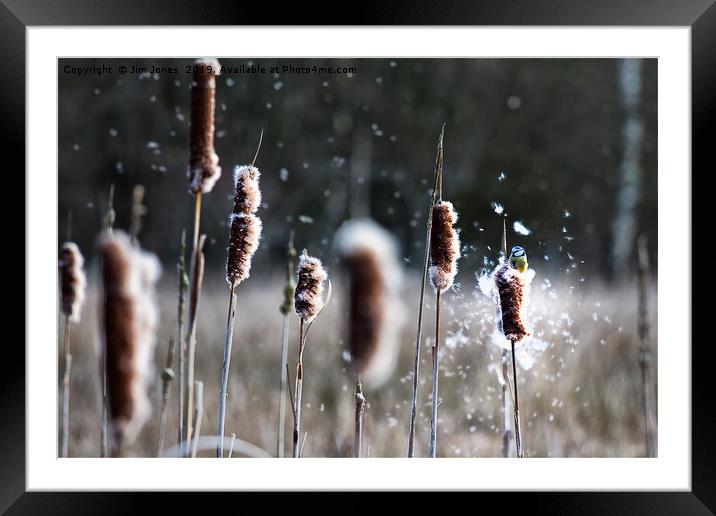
xmin=511 ymin=256 xmax=528 ymax=273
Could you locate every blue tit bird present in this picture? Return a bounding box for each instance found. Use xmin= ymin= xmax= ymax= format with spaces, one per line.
xmin=509 ymin=245 xmax=528 ymax=273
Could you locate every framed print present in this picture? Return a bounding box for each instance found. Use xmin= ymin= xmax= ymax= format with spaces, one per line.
xmin=4 ymin=0 xmax=712 ymax=511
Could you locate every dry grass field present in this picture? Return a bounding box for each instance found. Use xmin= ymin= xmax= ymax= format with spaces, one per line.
xmin=58 ymin=270 xmax=657 ymax=458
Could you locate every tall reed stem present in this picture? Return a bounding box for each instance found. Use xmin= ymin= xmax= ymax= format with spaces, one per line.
xmin=277 ymin=231 xmax=296 ymax=458
xmin=184 ymin=194 xmax=203 ymax=453
xmin=99 ymin=186 xmax=114 ymax=457
xmin=500 ymin=219 xmax=511 ymax=457
xmin=277 ymin=314 xmax=290 ymax=457
xmin=292 ymin=318 xmax=306 ymax=458
xmin=510 ymin=340 xmax=524 ymax=458
xmin=60 ymin=315 xmax=72 ymax=457
xmin=176 ymin=231 xmax=188 ymax=457
xmin=186 ymin=193 xmax=202 ymax=446
xmin=501 ymin=349 xmax=511 ymax=457
xmin=192 ymin=192 xmax=202 ymax=251
xmin=156 ymin=338 xmax=176 ymax=456
xmin=637 ymin=236 xmax=655 ymax=457
xmin=429 ymin=290 xmax=441 ymax=458
xmin=408 ymin=124 xmax=444 ymax=457
xmin=217 ymin=283 xmax=238 ymax=457
xmin=354 ymin=375 xmax=366 ymax=458
xmin=190 ymin=381 xmax=204 ymax=458
xmin=185 ymin=235 xmax=206 ymax=454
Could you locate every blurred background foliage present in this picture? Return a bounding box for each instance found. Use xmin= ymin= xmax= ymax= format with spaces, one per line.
xmin=58 ymin=58 xmax=657 ymax=282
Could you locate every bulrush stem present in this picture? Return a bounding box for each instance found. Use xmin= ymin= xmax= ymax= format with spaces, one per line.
xmin=408 ymin=124 xmax=445 ymax=458
xmin=185 ymin=195 xmax=202 ymax=451
xmin=354 ymin=376 xmax=366 ymax=458
xmin=176 ymin=231 xmax=188 ymax=458
xmin=500 ymin=219 xmax=512 ymax=457
xmin=192 ymin=192 xmax=202 ymax=251
xmin=60 ymin=316 xmax=72 ymax=458
xmin=185 ymin=235 xmax=207 ymax=454
xmin=511 ymin=340 xmax=524 ymax=458
xmin=501 ymin=349 xmax=511 ymax=457
xmin=292 ymin=319 xmax=306 ymax=458
xmin=217 ymin=283 xmax=238 ymax=458
xmin=156 ymin=338 xmax=176 ymax=456
xmin=277 ymin=231 xmax=296 ymax=458
xmin=277 ymin=313 xmax=290 ymax=457
xmin=160 ymin=234 xmax=187 ymax=457
xmin=429 ymin=290 xmax=441 ymax=458
xmin=99 ymin=187 xmax=114 ymax=458
xmin=191 ymin=381 xmax=204 ymax=458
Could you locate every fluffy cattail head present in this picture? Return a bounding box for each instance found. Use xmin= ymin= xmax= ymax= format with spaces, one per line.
xmin=232 ymin=165 xmax=262 ymax=214
xmin=188 ymin=58 xmax=221 ymax=194
xmin=226 ymin=165 xmax=262 ymax=286
xmin=335 ymin=219 xmax=405 ymax=387
xmin=226 ymin=213 xmax=262 ymax=286
xmin=59 ymin=242 xmax=86 ymax=323
xmin=494 ymin=261 xmax=530 ymax=342
xmin=294 ymin=250 xmax=327 ymax=321
xmin=429 ymin=201 xmax=461 ymax=292
xmin=98 ymin=231 xmax=161 ymax=454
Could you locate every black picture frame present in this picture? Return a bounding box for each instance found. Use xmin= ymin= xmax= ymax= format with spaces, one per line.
xmin=4 ymin=0 xmax=710 ymax=512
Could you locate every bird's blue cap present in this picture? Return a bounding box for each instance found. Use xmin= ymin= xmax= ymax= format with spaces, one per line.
xmin=511 ymin=245 xmax=525 ymax=256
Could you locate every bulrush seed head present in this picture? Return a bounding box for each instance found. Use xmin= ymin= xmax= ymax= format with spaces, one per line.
xmin=225 ymin=164 xmax=263 ymax=286
xmin=429 ymin=200 xmax=461 ymax=292
xmin=226 ymin=213 xmax=262 ymax=286
xmin=494 ymin=262 xmax=530 ymax=342
xmin=98 ymin=230 xmax=161 ymax=453
xmin=335 ymin=219 xmax=405 ymax=387
xmin=232 ymin=165 xmax=262 ymax=214
xmin=188 ymin=58 xmax=222 ymax=194
xmin=294 ymin=250 xmax=327 ymax=321
xmin=59 ymin=242 xmax=86 ymax=323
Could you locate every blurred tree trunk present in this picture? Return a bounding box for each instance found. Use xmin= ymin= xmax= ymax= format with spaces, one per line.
xmin=611 ymin=59 xmax=644 ymax=279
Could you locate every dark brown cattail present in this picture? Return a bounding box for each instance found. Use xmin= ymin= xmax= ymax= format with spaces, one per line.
xmin=294 ymin=250 xmax=327 ymax=321
xmin=494 ymin=262 xmax=530 ymax=342
xmin=225 ymin=166 xmax=262 ymax=286
xmin=98 ymin=231 xmax=161 ymax=454
xmin=59 ymin=242 xmax=86 ymax=323
xmin=335 ymin=219 xmax=405 ymax=386
xmin=345 ymin=248 xmax=383 ymax=370
xmin=226 ymin=214 xmax=262 ymax=286
xmin=429 ymin=200 xmax=460 ymax=292
xmin=231 ymin=165 xmax=261 ymax=214
xmin=188 ymin=58 xmax=221 ymax=194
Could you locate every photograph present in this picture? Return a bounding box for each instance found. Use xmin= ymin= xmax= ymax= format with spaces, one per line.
xmin=57 ymin=56 xmax=658 ymax=459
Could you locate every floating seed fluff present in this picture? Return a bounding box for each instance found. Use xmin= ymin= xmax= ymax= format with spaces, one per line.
xmin=294 ymin=250 xmax=327 ymax=321
xmin=429 ymin=201 xmax=461 ymax=292
xmin=59 ymin=242 xmax=86 ymax=323
xmin=226 ymin=166 xmax=262 ymax=286
xmin=188 ymin=58 xmax=221 ymax=194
